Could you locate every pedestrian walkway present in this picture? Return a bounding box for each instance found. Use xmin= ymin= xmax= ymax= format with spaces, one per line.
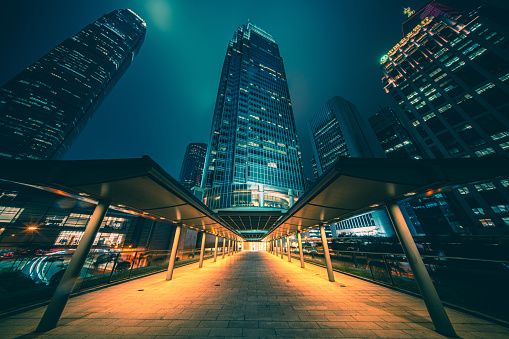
xmin=1 ymin=251 xmax=508 ymax=338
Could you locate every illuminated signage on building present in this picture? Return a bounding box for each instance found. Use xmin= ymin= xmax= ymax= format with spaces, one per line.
xmin=403 ymin=7 xmax=416 ymax=17
xmin=385 ymin=17 xmax=432 ymax=58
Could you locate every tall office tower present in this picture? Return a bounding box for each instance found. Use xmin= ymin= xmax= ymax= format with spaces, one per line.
xmin=0 ymin=9 xmax=146 ymax=160
xmin=202 ymin=23 xmax=305 ymax=211
xmin=368 ymin=106 xmax=423 ymax=159
xmin=179 ymin=143 xmax=207 ymax=190
xmin=311 ymin=156 xmax=319 ymax=180
xmin=308 ymin=96 xmax=384 ymax=177
xmin=368 ymin=107 xmax=467 ymax=235
xmin=380 ymin=0 xmax=509 ymax=234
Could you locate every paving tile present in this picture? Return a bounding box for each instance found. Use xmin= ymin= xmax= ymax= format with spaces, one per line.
xmin=242 ymin=327 xmax=277 ymax=336
xmin=173 ymin=327 xmax=211 ymax=336
xmin=197 ymin=320 xmax=229 ymax=328
xmin=228 ymin=320 xmax=259 ymax=328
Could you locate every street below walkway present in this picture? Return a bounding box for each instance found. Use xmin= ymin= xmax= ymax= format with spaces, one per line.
xmin=0 ymin=250 xmax=508 ymax=338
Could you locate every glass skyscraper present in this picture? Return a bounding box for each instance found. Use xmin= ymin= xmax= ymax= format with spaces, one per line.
xmin=179 ymin=142 xmax=207 ymax=190
xmin=308 ymin=96 xmax=383 ymax=176
xmin=380 ymin=0 xmax=509 ymax=234
xmin=0 ymin=9 xmax=146 ymax=160
xmin=202 ymin=23 xmax=305 ymax=211
xmin=368 ymin=106 xmax=423 ymax=159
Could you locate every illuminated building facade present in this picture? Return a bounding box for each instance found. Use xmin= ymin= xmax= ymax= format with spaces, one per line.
xmin=179 ymin=143 xmax=207 ymax=190
xmin=202 ymin=23 xmax=305 ymax=211
xmin=368 ymin=106 xmax=423 ymax=159
xmin=0 ymin=181 xmax=134 ymax=250
xmin=333 ymin=209 xmax=395 ymax=237
xmin=308 ymin=96 xmax=384 ymax=177
xmin=0 ymin=9 xmax=146 ymax=160
xmin=380 ymin=0 xmax=509 ymax=234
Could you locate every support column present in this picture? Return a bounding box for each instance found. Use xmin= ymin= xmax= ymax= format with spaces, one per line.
xmin=222 ymin=237 xmax=226 ymax=259
xmin=386 ymin=201 xmax=456 ymax=337
xmin=166 ymin=224 xmax=182 ymax=280
xmin=320 ymin=225 xmax=335 ymax=282
xmin=198 ymin=232 xmax=206 ymax=268
xmin=228 ymin=239 xmax=231 ymax=256
xmin=286 ymin=236 xmax=291 ymax=262
xmin=280 ymin=238 xmax=284 ymax=259
xmin=36 ymin=200 xmax=110 ymax=332
xmin=213 ymin=235 xmax=218 ymax=262
xmin=297 ymin=232 xmax=305 ymax=268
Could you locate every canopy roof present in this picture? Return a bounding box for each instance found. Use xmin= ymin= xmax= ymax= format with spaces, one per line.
xmin=267 ymin=156 xmax=509 ymax=240
xmin=0 ymin=156 xmax=241 ymax=240
xmin=0 ymin=156 xmax=507 ymax=242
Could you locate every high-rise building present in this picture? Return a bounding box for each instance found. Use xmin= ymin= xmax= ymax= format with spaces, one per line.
xmin=308 ymin=96 xmax=384 ymax=176
xmin=310 ymin=156 xmax=319 ymax=180
xmin=368 ymin=106 xmax=423 ymax=159
xmin=202 ymin=23 xmax=305 ymax=211
xmin=380 ymin=0 xmax=509 ymax=234
xmin=0 ymin=9 xmax=146 ymax=160
xmin=369 ymin=107 xmax=470 ymax=236
xmin=179 ymin=143 xmax=207 ymax=190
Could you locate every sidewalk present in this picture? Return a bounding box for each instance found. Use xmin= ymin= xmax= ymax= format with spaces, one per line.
xmin=0 ymin=250 xmax=507 ymax=338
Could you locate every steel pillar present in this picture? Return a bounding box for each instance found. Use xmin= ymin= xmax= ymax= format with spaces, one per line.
xmin=198 ymin=232 xmax=206 ymax=268
xmin=166 ymin=224 xmax=182 ymax=280
xmin=286 ymin=236 xmax=291 ymax=262
xmin=280 ymin=238 xmax=284 ymax=259
xmin=386 ymin=201 xmax=456 ymax=337
xmin=213 ymin=235 xmax=218 ymax=262
xmin=222 ymin=237 xmax=226 ymax=259
xmin=297 ymin=232 xmax=305 ymax=268
xmin=320 ymin=225 xmax=335 ymax=282
xmin=36 ymin=200 xmax=110 ymax=332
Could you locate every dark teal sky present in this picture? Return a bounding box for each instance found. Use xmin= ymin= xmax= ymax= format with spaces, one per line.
xmin=0 ymin=0 xmax=432 ymax=179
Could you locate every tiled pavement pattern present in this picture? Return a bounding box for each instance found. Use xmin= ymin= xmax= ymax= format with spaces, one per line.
xmin=1 ymin=251 xmax=508 ymax=338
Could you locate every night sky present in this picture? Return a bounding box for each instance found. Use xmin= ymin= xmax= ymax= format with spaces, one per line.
xmin=0 ymin=0 xmax=432 ymax=179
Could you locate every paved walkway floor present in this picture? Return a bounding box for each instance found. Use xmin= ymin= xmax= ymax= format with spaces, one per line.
xmin=0 ymin=250 xmax=508 ymax=338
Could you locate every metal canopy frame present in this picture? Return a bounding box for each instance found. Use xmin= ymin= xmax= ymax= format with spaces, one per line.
xmin=0 ymin=156 xmax=241 ymax=240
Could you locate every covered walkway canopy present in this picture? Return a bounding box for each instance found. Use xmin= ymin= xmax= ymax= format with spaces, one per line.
xmin=268 ymin=156 xmax=509 ymax=239
xmin=0 ymin=155 xmax=508 ymax=336
xmin=1 ymin=155 xmax=507 ymax=241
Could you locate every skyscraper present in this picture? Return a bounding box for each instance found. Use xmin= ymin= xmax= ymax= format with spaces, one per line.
xmin=380 ymin=0 xmax=509 ymax=234
xmin=0 ymin=9 xmax=146 ymax=160
xmin=308 ymin=96 xmax=384 ymax=176
xmin=368 ymin=106 xmax=423 ymax=159
xmin=179 ymin=143 xmax=207 ymax=190
xmin=202 ymin=23 xmax=305 ymax=211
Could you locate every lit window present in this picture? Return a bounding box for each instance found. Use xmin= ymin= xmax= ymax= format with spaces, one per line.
xmin=472 ymin=207 xmax=485 ymax=215
xmin=475 ymin=147 xmax=495 ymax=157
xmin=491 ymin=205 xmax=509 ymax=213
xmin=479 ymin=219 xmax=495 ymax=227
xmin=458 ymin=187 xmax=469 ymax=195
xmin=0 ymin=206 xmax=24 ymax=223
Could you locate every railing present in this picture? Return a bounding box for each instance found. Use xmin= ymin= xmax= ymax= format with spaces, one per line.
xmin=289 ymin=248 xmax=509 ymax=322
xmin=0 ymin=247 xmax=221 ymax=314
